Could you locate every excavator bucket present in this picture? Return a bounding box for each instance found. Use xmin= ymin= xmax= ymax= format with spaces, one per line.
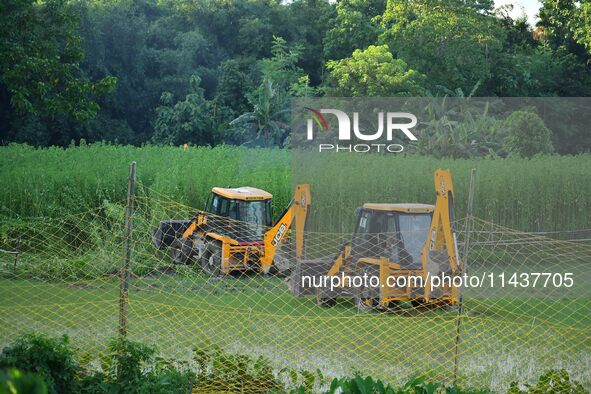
xmin=151 ymin=219 xmax=193 ymax=249
xmin=289 ymin=258 xmax=334 ymax=296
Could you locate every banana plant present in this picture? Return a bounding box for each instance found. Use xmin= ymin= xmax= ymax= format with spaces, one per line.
xmin=229 ymin=78 xmax=290 ymax=147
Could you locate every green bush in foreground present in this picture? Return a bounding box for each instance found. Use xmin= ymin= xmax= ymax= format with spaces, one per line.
xmin=508 ymin=370 xmax=586 ymax=394
xmin=317 ymin=374 xmax=494 ymax=394
xmin=0 ymin=334 xmax=194 ymax=394
xmin=0 ymin=369 xmax=47 ymax=394
xmin=81 ymin=338 xmax=195 ymax=394
xmin=0 ymin=333 xmax=587 ymax=393
xmin=0 ymin=334 xmax=78 ymax=394
xmin=193 ymin=344 xmax=282 ymax=392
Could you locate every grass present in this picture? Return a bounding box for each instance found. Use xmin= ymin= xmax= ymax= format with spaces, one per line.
xmin=1 ymin=144 xmax=591 ymax=232
xmin=1 ymin=274 xmax=589 ymax=392
xmin=1 ymin=144 xmax=590 ymax=392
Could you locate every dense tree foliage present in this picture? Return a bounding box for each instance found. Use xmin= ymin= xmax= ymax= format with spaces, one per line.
xmin=326 ymin=45 xmax=426 ymax=96
xmin=1 ymin=0 xmax=590 ymax=154
xmin=575 ymin=1 xmax=591 ymax=51
xmin=380 ymin=0 xmax=504 ymax=94
xmin=0 ymin=0 xmax=116 ymax=145
xmin=503 ymin=111 xmax=554 ymax=158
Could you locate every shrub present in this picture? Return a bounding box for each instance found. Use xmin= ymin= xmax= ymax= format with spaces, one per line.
xmin=0 ymin=333 xmax=79 ymax=394
xmin=1 ymin=334 xmax=587 ymax=394
xmin=0 ymin=369 xmax=47 ymax=394
xmin=504 ymin=111 xmax=554 ymax=158
xmin=508 ymin=370 xmax=586 ymax=394
xmin=321 ymin=374 xmax=442 ymax=394
xmin=83 ymin=338 xmax=195 ymax=393
xmin=193 ymin=344 xmax=281 ymax=393
xmin=0 ymin=334 xmax=195 ymax=394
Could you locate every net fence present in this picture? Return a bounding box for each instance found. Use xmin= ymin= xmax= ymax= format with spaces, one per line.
xmin=0 ymin=184 xmax=589 ymax=393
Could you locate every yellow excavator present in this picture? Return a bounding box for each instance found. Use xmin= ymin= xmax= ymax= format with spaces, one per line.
xmin=152 ymin=184 xmax=310 ymax=275
xmin=290 ymin=169 xmax=461 ymax=310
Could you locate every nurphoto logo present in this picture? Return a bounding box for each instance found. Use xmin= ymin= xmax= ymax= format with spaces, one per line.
xmin=305 ymin=107 xmax=418 ymax=153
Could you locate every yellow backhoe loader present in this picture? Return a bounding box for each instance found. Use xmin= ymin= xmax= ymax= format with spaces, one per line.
xmin=290 ymin=169 xmax=461 ymax=310
xmin=152 ymin=184 xmax=310 ymax=275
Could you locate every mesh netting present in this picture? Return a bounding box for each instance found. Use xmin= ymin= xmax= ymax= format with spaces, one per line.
xmin=0 ymin=184 xmax=589 ymax=393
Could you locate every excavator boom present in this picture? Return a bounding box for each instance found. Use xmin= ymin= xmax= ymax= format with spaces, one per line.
xmin=421 ymin=169 xmax=462 ymax=302
xmin=260 ymin=184 xmax=311 ymax=273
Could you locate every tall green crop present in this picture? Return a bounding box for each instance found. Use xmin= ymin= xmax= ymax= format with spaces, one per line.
xmin=1 ymin=144 xmax=589 ymax=233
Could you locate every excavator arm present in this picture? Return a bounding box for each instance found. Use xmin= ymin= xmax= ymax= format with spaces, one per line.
xmin=422 ymin=169 xmax=462 ymax=301
xmin=260 ymin=184 xmax=311 ymax=273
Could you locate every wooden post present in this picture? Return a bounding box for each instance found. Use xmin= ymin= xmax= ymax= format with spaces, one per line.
xmin=453 ymin=168 xmax=476 ymax=384
xmin=119 ymin=161 xmax=136 ymax=338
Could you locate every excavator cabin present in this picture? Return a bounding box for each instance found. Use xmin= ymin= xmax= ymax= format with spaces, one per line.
xmin=206 ymin=187 xmax=273 ymax=228
xmin=351 ymin=203 xmax=434 ymax=271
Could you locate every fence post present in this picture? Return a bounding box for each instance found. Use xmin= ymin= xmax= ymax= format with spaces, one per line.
xmin=453 ymin=168 xmax=476 ymax=384
xmin=119 ymin=161 xmax=136 ymax=338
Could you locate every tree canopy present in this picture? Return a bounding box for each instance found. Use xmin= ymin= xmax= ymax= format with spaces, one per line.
xmin=1 ymin=0 xmax=590 ymax=154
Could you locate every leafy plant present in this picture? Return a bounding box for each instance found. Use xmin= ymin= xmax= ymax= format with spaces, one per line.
xmin=415 ymin=95 xmax=506 ymax=158
xmin=508 ymin=370 xmax=586 ymax=394
xmin=229 ymin=36 xmax=312 ymax=147
xmin=0 ymin=334 xmax=195 ymax=394
xmin=86 ymin=338 xmax=195 ymax=393
xmin=0 ymin=0 xmax=116 ymax=120
xmin=152 ymin=75 xmax=223 ymax=146
xmin=297 ymin=373 xmax=489 ymax=394
xmin=503 ymin=111 xmax=554 ymax=158
xmin=192 ymin=344 xmax=281 ymax=393
xmin=326 ymin=45 xmax=426 ymax=96
xmin=229 ymin=77 xmax=291 ymax=147
xmin=0 ymin=369 xmax=47 ymax=394
xmin=0 ymin=333 xmax=79 ymax=394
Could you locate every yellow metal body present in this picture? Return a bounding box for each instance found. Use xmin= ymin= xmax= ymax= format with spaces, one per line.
xmin=420 ymin=169 xmax=462 ymax=303
xmin=325 ymin=169 xmax=461 ymax=307
xmin=362 ymin=203 xmax=434 ymax=213
xmin=182 ymin=184 xmax=310 ymax=274
xmin=211 ymin=186 xmax=272 ymax=200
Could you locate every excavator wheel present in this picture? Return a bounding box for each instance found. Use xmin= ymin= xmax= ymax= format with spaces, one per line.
xmin=169 ymin=238 xmax=193 ymax=265
xmin=268 ymin=251 xmax=293 ymax=277
xmin=354 ymin=265 xmax=381 ymax=312
xmin=201 ymin=240 xmax=223 ymax=276
xmin=316 ymin=287 xmax=336 ymax=307
xmin=411 ymin=299 xmax=450 ymax=310
xmin=354 ymin=295 xmax=380 ymax=312
xmin=411 ymin=299 xmax=426 ymax=308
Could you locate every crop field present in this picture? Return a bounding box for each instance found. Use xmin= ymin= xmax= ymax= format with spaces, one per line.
xmin=1 ymin=272 xmax=589 ymax=391
xmin=2 ymin=144 xmax=591 ymax=231
xmin=1 ymin=144 xmax=590 ymax=391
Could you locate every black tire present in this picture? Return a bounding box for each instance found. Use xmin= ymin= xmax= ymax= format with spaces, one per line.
xmin=355 ymin=294 xmax=379 ymax=312
xmin=411 ymin=299 xmax=439 ymax=310
xmin=354 ymin=265 xmax=380 ymax=312
xmin=201 ymin=241 xmax=222 ymax=276
xmin=384 ymin=301 xmax=402 ymax=313
xmin=411 ymin=299 xmax=425 ymax=308
xmin=169 ymin=238 xmax=193 ymax=264
xmin=443 ymin=303 xmax=459 ymax=312
xmin=269 ymin=252 xmax=292 ymax=277
xmin=316 ymin=287 xmax=336 ymax=307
